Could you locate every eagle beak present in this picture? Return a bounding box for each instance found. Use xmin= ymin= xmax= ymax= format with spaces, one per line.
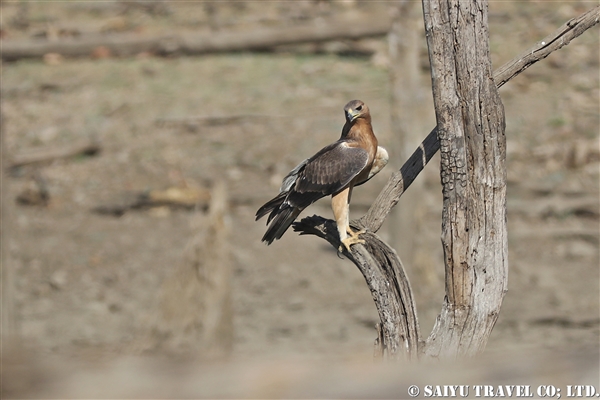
xmin=346 ymin=110 xmax=357 ymax=121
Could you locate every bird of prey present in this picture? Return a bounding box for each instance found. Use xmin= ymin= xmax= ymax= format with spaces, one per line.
xmin=256 ymin=100 xmax=388 ymax=252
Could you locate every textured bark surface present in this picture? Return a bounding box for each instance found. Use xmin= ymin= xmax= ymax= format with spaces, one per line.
xmin=422 ymin=0 xmax=508 ymax=358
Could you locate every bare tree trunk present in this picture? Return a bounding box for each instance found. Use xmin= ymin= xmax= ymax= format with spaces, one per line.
xmin=420 ymin=0 xmax=507 ymax=358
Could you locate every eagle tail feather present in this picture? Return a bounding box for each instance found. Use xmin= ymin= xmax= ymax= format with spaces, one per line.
xmin=255 ymin=192 xmax=287 ymax=221
xmin=261 ymin=206 xmax=302 ymax=245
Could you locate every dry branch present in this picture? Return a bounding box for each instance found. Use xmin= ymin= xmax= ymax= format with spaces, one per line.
xmin=9 ymin=139 xmax=101 ymax=169
xmin=494 ymin=6 xmax=600 ymax=89
xmin=294 ymin=6 xmax=600 ymax=359
xmin=1 ymin=14 xmax=390 ymax=61
xmin=357 ymin=127 xmax=439 ymax=233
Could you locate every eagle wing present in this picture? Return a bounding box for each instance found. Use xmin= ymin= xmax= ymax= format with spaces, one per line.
xmin=289 ymin=141 xmax=369 ymax=205
xmin=256 ymin=140 xmax=369 ymax=244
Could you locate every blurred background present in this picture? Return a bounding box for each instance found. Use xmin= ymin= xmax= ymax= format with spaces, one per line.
xmin=2 ymin=1 xmax=598 ymax=397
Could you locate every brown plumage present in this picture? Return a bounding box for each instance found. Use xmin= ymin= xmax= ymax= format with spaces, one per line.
xmin=256 ymin=100 xmax=388 ymax=251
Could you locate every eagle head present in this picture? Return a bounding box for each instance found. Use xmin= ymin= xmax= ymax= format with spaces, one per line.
xmin=344 ymin=99 xmax=369 ymax=123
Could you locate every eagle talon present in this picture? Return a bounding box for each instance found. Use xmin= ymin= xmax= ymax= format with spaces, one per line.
xmin=339 ymin=228 xmax=366 ymax=253
xmin=346 ymin=227 xmax=366 ymax=237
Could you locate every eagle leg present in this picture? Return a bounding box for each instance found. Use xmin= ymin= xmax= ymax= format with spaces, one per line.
xmin=332 ymin=188 xmax=367 ymax=253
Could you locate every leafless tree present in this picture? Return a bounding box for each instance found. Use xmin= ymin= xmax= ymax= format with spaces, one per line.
xmin=295 ymin=2 xmax=600 ymax=360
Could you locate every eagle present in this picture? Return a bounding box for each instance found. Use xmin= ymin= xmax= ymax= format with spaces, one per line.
xmin=256 ymin=100 xmax=388 ymax=252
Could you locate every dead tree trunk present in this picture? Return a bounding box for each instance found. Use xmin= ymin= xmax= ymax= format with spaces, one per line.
xmin=421 ymin=0 xmax=507 ymax=357
xmin=294 ymin=5 xmax=599 ymax=360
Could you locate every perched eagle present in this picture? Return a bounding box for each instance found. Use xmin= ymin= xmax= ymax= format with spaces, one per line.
xmin=256 ymin=100 xmax=388 ymax=252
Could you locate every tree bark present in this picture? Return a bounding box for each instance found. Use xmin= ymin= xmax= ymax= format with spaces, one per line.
xmin=421 ymin=0 xmax=507 ymax=358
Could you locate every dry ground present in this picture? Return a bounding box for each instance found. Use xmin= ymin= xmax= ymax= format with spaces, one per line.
xmin=2 ymin=1 xmax=599 ymax=397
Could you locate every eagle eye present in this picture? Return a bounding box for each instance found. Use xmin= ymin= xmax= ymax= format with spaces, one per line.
xmin=356 ymin=105 xmax=363 ymax=111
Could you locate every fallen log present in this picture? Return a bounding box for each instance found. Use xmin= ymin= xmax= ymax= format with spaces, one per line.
xmin=1 ymin=14 xmax=391 ymax=61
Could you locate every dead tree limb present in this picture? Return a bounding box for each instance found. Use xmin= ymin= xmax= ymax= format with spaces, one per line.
xmin=0 ymin=14 xmax=390 ymax=61
xmin=493 ymin=6 xmax=600 ymax=89
xmin=294 ymin=6 xmax=600 ymax=359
